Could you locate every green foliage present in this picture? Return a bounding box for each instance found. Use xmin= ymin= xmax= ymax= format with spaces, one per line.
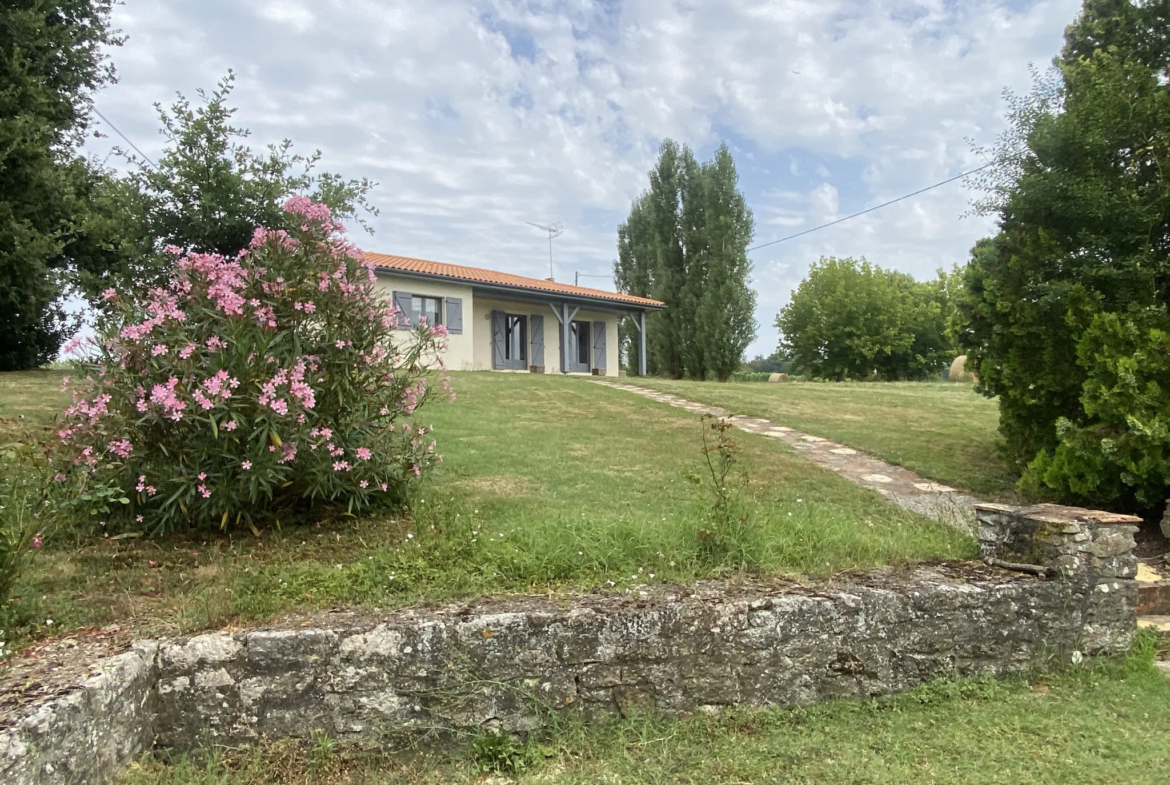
xmin=955 ymin=0 xmax=1170 ymax=503
xmin=0 ymin=1 xmax=120 ymax=369
xmin=73 ymin=72 xmax=378 ymax=302
xmin=472 ymin=730 xmax=532 ymax=775
xmin=744 ymin=351 xmax=791 ymax=374
xmin=55 ymin=199 xmax=448 ymax=534
xmin=777 ymin=257 xmax=955 ymax=381
xmin=1021 ymin=307 xmax=1170 ymax=507
xmin=614 ymin=140 xmax=756 ymax=380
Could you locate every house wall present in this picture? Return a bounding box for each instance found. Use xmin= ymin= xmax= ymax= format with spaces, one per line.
xmin=373 ymin=273 xmax=476 ymax=371
xmin=373 ymin=272 xmax=623 ymax=376
xmin=472 ymin=297 xmax=620 ymax=376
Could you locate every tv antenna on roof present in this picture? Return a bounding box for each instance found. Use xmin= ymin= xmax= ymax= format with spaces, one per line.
xmin=527 ymin=221 xmax=564 ymax=280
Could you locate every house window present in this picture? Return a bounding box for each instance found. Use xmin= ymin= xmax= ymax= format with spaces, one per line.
xmin=411 ymin=295 xmax=442 ymax=326
xmin=505 ymin=314 xmax=527 ymax=362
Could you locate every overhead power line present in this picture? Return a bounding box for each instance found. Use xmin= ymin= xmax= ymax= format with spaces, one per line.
xmin=747 ymin=163 xmax=993 ymax=253
xmin=0 ymin=13 xmax=158 ymax=170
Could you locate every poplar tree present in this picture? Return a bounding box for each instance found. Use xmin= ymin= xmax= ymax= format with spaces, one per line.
xmin=615 ymin=139 xmax=757 ymax=379
xmin=696 ymin=143 xmax=756 ymax=381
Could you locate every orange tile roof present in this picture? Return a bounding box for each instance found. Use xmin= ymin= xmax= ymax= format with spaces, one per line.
xmin=366 ymin=251 xmax=665 ymax=309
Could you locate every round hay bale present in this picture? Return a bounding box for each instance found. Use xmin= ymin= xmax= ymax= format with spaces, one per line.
xmin=768 ymin=372 xmax=789 ymax=383
xmin=949 ymin=355 xmax=977 ymax=383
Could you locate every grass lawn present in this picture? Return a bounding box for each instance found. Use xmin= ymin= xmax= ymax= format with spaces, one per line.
xmin=630 ymin=378 xmax=1015 ymax=499
xmin=0 ymin=371 xmax=973 ymax=649
xmin=120 ymin=638 xmax=1170 ymax=784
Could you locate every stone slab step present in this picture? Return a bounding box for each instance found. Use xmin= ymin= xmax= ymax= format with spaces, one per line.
xmin=1136 ymin=561 xmax=1170 ymax=615
xmin=1138 ymin=615 xmax=1170 ymax=636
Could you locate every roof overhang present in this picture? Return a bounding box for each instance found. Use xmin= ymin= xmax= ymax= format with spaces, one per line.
xmin=374 ymin=266 xmax=665 ymax=313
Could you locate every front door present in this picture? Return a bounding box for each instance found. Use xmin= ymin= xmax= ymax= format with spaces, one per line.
xmin=565 ymin=320 xmax=591 ymax=373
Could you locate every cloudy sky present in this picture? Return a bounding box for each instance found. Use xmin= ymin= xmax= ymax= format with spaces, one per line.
xmin=83 ymin=0 xmax=1081 ymax=357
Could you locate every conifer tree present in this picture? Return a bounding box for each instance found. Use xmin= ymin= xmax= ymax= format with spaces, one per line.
xmin=615 ymin=139 xmax=756 ymax=379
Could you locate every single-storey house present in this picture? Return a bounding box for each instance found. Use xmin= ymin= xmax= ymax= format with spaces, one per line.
xmin=368 ymin=253 xmax=664 ymax=376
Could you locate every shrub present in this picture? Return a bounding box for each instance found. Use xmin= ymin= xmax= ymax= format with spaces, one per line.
xmin=55 ymin=197 xmax=451 ymax=534
xmin=1020 ymin=308 xmax=1170 ymax=510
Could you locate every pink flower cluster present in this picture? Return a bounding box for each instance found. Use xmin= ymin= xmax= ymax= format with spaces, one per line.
xmin=106 ymin=438 xmax=133 ymax=458
xmin=193 ymin=370 xmax=240 ymax=411
xmin=138 ymin=377 xmax=187 ymax=421
xmin=259 ymin=360 xmax=315 ymax=416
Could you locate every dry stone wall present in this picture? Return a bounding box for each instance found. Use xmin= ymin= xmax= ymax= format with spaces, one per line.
xmin=0 ymin=504 xmax=1142 ymax=785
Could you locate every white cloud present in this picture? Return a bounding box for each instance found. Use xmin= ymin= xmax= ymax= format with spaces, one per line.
xmin=83 ymin=0 xmax=1083 ymax=357
xmin=254 ymin=1 xmax=316 ymax=33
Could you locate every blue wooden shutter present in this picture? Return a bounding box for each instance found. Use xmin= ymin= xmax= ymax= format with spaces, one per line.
xmin=392 ymin=291 xmax=412 ymax=329
xmin=593 ymin=321 xmax=606 ymax=370
xmin=491 ymin=310 xmax=506 ymax=369
xmin=530 ymin=315 xmax=544 ymax=367
xmin=445 ymin=297 xmax=463 ymax=334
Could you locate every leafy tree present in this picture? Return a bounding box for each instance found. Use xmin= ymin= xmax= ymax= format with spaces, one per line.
xmin=615 ymin=139 xmax=757 ymax=379
xmin=0 ymin=1 xmax=120 ymax=369
xmin=777 ymin=257 xmax=953 ymax=381
xmin=955 ymin=0 xmax=1170 ymax=506
xmin=696 ymin=143 xmax=757 ymax=381
xmin=73 ymin=72 xmax=378 ymax=301
xmin=745 ymin=351 xmax=791 ymax=374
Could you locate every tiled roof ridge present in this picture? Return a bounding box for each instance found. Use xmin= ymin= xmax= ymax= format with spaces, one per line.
xmin=365 ymin=251 xmax=664 ymax=308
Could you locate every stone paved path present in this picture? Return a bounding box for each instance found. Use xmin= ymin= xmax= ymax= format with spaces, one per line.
xmin=595 ymin=381 xmax=982 ymax=532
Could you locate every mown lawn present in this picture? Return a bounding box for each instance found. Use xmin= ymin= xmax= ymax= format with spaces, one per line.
xmin=120 ymin=637 xmax=1170 ymax=785
xmin=0 ymin=371 xmax=973 ymax=648
xmin=631 ymin=378 xmax=1015 ymax=499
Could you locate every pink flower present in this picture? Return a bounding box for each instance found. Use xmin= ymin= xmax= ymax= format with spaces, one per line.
xmin=359 ymin=481 xmax=368 ymax=488
xmin=179 ymin=342 xmax=196 ymax=360
xmin=151 ymin=344 xmax=168 ymax=356
xmin=380 ymin=483 xmax=388 ymax=492
xmin=198 ymin=472 xmax=207 ymax=481
xmin=412 ymin=464 xmax=421 ymax=477
xmin=136 ymin=515 xmax=143 ymax=523
xmin=106 ymin=438 xmax=133 ymax=458
xmin=53 ymin=473 xmax=66 ymax=483
xmin=32 ymin=533 xmax=43 ymax=550
xmin=223 ymin=420 xmax=238 ymax=431
xmin=59 ymin=375 xmax=70 ymax=392
xmin=332 ymin=461 xmax=350 ymax=471
xmin=355 ymin=447 xmax=371 ymax=460
xmin=241 ymin=460 xmax=252 ymax=470
xmin=198 ymin=484 xmax=211 ymax=498
xmin=101 ymin=288 xmax=117 ymax=301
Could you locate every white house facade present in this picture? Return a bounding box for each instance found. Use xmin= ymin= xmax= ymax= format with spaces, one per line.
xmin=368 ymin=253 xmax=664 ymax=376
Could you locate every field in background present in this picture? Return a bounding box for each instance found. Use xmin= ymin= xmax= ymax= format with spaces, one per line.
xmin=0 ymin=371 xmax=971 ymax=647
xmin=630 ymin=378 xmax=1014 ymax=498
xmin=119 ymin=639 xmax=1170 ymax=785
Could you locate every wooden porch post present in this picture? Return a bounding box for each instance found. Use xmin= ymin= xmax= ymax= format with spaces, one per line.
xmin=639 ymin=311 xmax=647 ymax=376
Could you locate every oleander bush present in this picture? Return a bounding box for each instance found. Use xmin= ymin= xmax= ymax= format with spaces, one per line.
xmin=55 ymin=197 xmax=451 ymax=534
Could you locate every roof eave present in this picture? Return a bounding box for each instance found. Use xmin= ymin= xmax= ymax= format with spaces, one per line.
xmin=373 ymin=266 xmax=665 ymax=311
